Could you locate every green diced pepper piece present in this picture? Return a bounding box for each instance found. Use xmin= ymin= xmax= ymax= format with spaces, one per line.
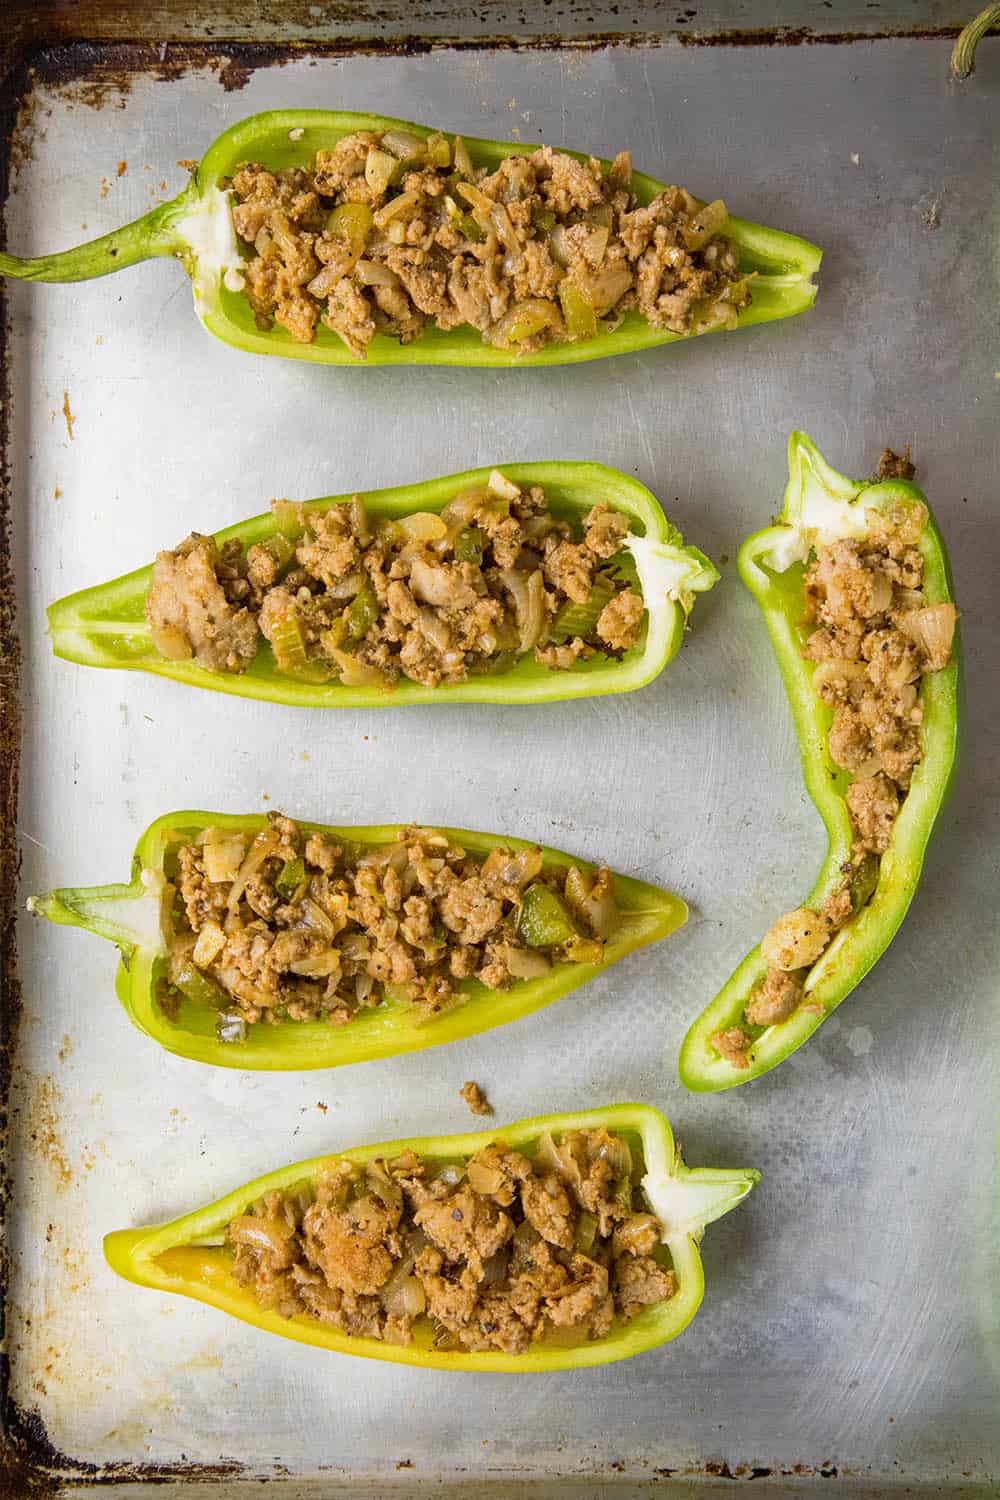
xmin=517 ymin=883 xmax=578 ymax=948
xmin=169 ymin=956 xmax=229 ymax=1010
xmin=346 ymin=581 xmax=380 ymax=642
xmin=454 ymin=527 xmax=485 ymax=565
xmin=558 ymin=281 xmax=598 ymax=340
xmin=275 ymin=858 xmax=306 ymax=896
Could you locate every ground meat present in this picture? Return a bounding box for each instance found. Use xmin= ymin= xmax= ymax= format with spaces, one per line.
xmin=596 ymin=589 xmax=644 ymax=651
xmin=614 ymin=1254 xmax=678 ymax=1320
xmin=228 ymin=133 xmax=749 ymax=359
xmin=744 ymin=966 xmax=805 ymax=1026
xmin=711 ymin=1027 xmax=752 ymax=1069
xmin=876 ymin=445 xmax=915 ymax=481
xmin=146 ymin=534 xmax=259 ymax=673
xmin=147 ymin=476 xmax=641 ymax=691
xmin=460 ymin=1080 xmax=492 ymax=1116
xmin=731 ymin=480 xmax=956 ymax=1046
xmin=845 ymin=772 xmax=900 ymax=854
xmin=229 ymin=1128 xmax=676 ymax=1354
xmin=164 ymin=815 xmax=617 ymax=1038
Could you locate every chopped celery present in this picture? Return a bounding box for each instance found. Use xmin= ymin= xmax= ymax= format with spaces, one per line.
xmin=261 ymin=533 xmax=296 ymax=572
xmin=558 ymin=282 xmax=598 ymax=340
xmin=320 ymin=617 xmax=348 ymax=654
xmin=276 ymin=858 xmax=306 ymax=896
xmin=268 ymin=610 xmax=309 ymax=671
xmin=346 ymin=581 xmax=380 ymax=642
xmin=574 ymin=1210 xmax=598 ymax=1253
xmin=425 ymin=132 xmax=452 ymax=168
xmin=517 ymin=883 xmax=578 ymax=948
xmin=327 ymin=202 xmax=373 ymax=252
xmin=550 ymin=575 xmax=616 ymax=642
xmin=850 ymin=853 xmax=880 ymax=914
xmin=454 ymin=527 xmax=485 ymax=565
xmin=531 ymin=203 xmax=557 ymax=232
xmin=272 ymin=499 xmax=305 ymax=541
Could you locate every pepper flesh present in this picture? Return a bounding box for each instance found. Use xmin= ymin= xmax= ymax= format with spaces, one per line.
xmin=102 ymin=1103 xmax=759 ymax=1370
xmin=45 ymin=462 xmax=718 ymax=708
xmin=679 ymin=433 xmax=959 ymax=1091
xmin=27 ymin=811 xmax=687 ymax=1071
xmin=0 ymin=109 xmax=821 ymax=368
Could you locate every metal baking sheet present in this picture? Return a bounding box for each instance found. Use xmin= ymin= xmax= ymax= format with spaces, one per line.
xmin=3 ymin=25 xmax=998 ymax=1497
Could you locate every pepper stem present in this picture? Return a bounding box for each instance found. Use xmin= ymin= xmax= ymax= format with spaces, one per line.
xmin=951 ymin=4 xmax=1000 ymax=78
xmin=642 ymin=1155 xmax=760 ymax=1246
xmin=27 ymin=874 xmax=168 ymax=953
xmin=0 ymin=190 xmax=192 ymax=285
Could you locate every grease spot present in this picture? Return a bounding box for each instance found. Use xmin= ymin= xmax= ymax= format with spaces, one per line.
xmin=62 ymin=391 xmax=75 ymax=440
xmin=846 ymin=1024 xmax=874 ymax=1057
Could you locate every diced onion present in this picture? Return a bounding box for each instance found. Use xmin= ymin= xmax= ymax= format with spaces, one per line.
xmin=150 ymin=622 xmax=193 ymax=661
xmin=355 ymin=259 xmax=402 ymax=288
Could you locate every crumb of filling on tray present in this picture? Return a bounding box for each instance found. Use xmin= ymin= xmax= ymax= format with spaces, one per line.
xmin=460 ymin=1081 xmax=493 ymax=1116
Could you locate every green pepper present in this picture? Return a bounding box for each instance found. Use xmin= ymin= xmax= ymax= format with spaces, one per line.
xmin=680 ymin=433 xmax=959 ymax=1091
xmin=344 ymin=580 xmax=380 ymax=642
xmin=27 ymin=811 xmax=686 ymax=1071
xmin=517 ymin=883 xmax=578 ymax=947
xmin=453 ymin=526 xmax=485 ymax=564
xmin=45 ymin=462 xmax=718 ymax=708
xmin=0 ymin=109 xmax=821 ymax=368
xmin=102 ymin=1103 xmax=758 ymax=1370
xmin=274 ymin=857 xmax=306 ymax=896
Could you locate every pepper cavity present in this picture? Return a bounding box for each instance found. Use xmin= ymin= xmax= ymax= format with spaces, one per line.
xmin=682 ymin=434 xmax=959 ymax=1089
xmin=146 ymin=470 xmax=646 ymax=691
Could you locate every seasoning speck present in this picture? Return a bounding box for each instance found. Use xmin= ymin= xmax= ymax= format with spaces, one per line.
xmin=116 ymin=160 xmax=127 ymax=177
xmin=460 ymin=1080 xmax=493 ymax=1116
xmin=177 ymin=159 xmax=198 ymax=172
xmin=62 ymin=392 xmax=75 ymax=441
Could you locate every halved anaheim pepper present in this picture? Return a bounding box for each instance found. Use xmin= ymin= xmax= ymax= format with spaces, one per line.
xmin=0 ymin=110 xmax=820 ymax=367
xmin=680 ymin=433 xmax=959 ymax=1091
xmin=28 ymin=811 xmax=686 ymax=1071
xmin=103 ymin=1104 xmax=759 ymax=1370
xmin=45 ymin=462 xmax=718 ymax=708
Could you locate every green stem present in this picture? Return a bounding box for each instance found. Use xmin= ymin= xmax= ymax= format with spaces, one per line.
xmin=0 ymin=192 xmax=190 ymax=285
xmin=27 ymin=879 xmax=165 ymax=952
xmin=951 ymin=4 xmax=1000 ymax=78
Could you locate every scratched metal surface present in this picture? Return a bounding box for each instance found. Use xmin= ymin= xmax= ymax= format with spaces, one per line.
xmin=5 ymin=34 xmax=999 ymax=1495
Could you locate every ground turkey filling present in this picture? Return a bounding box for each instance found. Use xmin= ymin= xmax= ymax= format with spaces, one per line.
xmin=228 ymin=1127 xmax=676 ymax=1353
xmin=164 ymin=816 xmax=620 ymax=1042
xmin=146 ymin=473 xmax=645 ymax=689
xmin=712 ymin=475 xmax=957 ymax=1070
xmin=228 ymin=130 xmax=750 ymax=357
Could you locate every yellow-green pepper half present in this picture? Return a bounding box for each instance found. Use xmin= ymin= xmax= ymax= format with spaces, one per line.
xmin=0 ymin=109 xmax=821 ymax=368
xmin=28 ymin=811 xmax=687 ymax=1071
xmin=45 ymin=462 xmax=718 ymax=708
xmin=103 ymin=1103 xmax=759 ymax=1370
xmin=680 ymin=433 xmax=960 ymax=1091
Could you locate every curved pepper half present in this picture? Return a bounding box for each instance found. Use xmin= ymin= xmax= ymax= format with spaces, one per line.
xmin=0 ymin=109 xmax=821 ymax=368
xmin=28 ymin=811 xmax=686 ymax=1070
xmin=103 ymin=1103 xmax=759 ymax=1370
xmin=46 ymin=461 xmax=718 ymax=708
xmin=680 ymin=433 xmax=959 ymax=1091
